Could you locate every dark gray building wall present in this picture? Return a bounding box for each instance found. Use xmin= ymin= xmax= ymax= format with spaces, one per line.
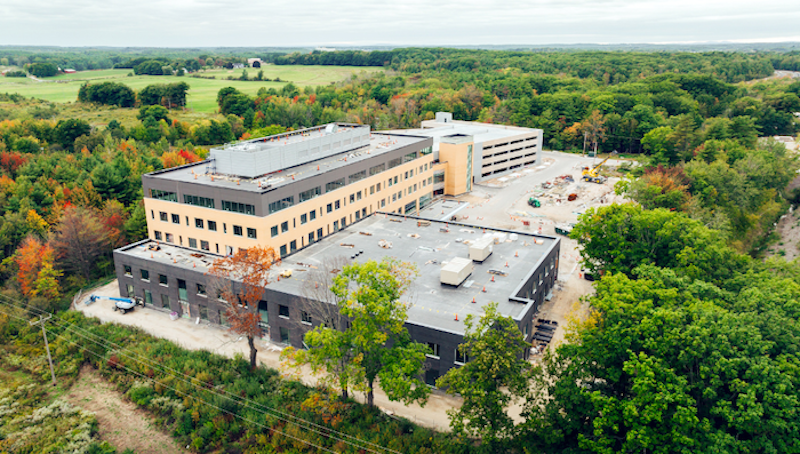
xmin=113 ymin=228 xmax=556 ymax=381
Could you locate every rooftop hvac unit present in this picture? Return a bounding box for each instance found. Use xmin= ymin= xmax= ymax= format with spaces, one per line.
xmin=469 ymin=237 xmax=494 ymax=262
xmin=441 ymin=257 xmax=474 ymax=286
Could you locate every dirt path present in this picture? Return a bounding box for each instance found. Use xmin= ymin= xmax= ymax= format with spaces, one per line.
xmin=64 ymin=365 xmax=188 ymax=454
xmin=769 ymin=174 xmax=800 ymax=260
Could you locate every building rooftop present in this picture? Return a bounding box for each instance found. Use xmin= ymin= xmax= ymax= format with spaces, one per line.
xmin=116 ymin=213 xmax=559 ymax=336
xmin=271 ymin=213 xmax=559 ymax=335
xmin=386 ymin=120 xmax=536 ymax=152
xmin=146 ymin=131 xmax=429 ymax=193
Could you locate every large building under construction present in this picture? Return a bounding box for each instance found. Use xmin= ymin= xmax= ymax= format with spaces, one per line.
xmin=113 ymin=116 xmax=553 ymax=379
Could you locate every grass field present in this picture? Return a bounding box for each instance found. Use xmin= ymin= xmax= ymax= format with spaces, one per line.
xmin=0 ymin=65 xmax=383 ymax=113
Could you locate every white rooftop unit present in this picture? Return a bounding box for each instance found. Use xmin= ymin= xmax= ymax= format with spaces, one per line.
xmin=469 ymin=237 xmax=494 ymax=262
xmin=440 ymin=257 xmax=474 ymax=286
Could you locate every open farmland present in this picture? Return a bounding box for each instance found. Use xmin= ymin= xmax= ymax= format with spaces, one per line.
xmin=0 ymin=65 xmax=383 ymax=112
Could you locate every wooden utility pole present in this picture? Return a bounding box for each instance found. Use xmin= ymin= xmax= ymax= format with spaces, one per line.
xmin=30 ymin=315 xmax=56 ymax=386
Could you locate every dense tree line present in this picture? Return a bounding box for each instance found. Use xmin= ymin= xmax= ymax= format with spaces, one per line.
xmin=77 ymin=81 xmax=136 ymax=107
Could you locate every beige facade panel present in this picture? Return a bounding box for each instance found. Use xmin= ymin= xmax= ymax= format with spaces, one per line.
xmin=144 ymin=156 xmax=435 ymax=257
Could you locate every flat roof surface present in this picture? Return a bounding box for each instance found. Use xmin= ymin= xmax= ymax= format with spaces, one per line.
xmin=271 ymin=213 xmax=558 ymax=335
xmin=147 ymin=132 xmax=429 ymax=193
xmin=388 ymin=120 xmax=537 ymax=151
xmin=117 ymin=240 xmax=222 ymax=271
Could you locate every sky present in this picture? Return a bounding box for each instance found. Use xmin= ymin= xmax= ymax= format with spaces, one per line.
xmin=1 ymin=0 xmax=799 ymax=48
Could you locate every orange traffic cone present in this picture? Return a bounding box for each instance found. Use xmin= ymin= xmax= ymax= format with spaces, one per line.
xmin=505 ymin=261 xmax=509 ymax=267
xmin=455 ymin=313 xmax=459 ymax=321
xmin=491 ymin=275 xmax=495 ymax=282
xmin=472 ymin=297 xmax=476 ymax=303
xmin=482 ymin=286 xmax=487 ymax=293
xmin=515 ymin=251 xmax=519 ymax=257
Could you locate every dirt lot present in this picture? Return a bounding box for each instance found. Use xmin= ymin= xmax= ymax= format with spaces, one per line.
xmin=64 ymin=365 xmax=188 ymax=454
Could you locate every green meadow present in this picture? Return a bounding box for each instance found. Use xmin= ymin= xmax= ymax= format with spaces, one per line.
xmin=0 ymin=65 xmax=383 ymax=112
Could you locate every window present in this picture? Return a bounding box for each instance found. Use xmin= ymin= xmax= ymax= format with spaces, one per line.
xmin=188 ymin=238 xmax=197 ymax=248
xmin=200 ymin=240 xmax=210 ymax=251
xmin=388 ymin=178 xmax=393 ymax=187
xmin=369 ymin=163 xmax=385 ymax=175
xmin=349 ymin=193 xmax=355 ymax=203
xmin=221 ymin=200 xmax=255 ymax=215
xmin=349 ymin=170 xmax=366 ymax=183
xmin=271 ymin=226 xmax=279 ymax=237
xmin=301 ymin=311 xmax=312 ymax=325
xmin=300 ymin=213 xmax=307 ymax=224
xmin=370 ymin=185 xmax=375 ymax=195
xmin=326 ymin=203 xmax=333 ymax=213
xmin=219 ymin=310 xmax=229 ymax=326
xmin=123 ymin=265 xmax=132 ymax=277
xmin=247 ymin=228 xmax=257 ymax=239
xmin=150 ymin=210 xmax=155 ymax=219
xmin=340 ymin=217 xmax=346 ymax=229
xmin=380 ymin=199 xmax=386 ymax=208
xmin=126 ymin=284 xmax=134 ymax=298
xmin=357 ymin=191 xmax=362 ymax=200
xmin=404 ymin=171 xmax=408 ymax=179
xmin=425 ymin=163 xmax=429 ymax=170
xmin=144 ymin=290 xmax=153 ymax=306
xmin=333 ymin=220 xmax=339 ymax=232
xmin=159 ymin=274 xmax=168 ymax=286
xmin=280 ymin=244 xmax=287 ymax=257
xmin=258 ymin=301 xmax=268 ymax=327
xmin=455 ymin=348 xmax=469 ymax=365
xmin=159 ymin=212 xmax=168 ymax=222
xmin=308 ymin=231 xmax=315 ymax=243
xmin=200 ymin=305 xmax=208 ymax=321
xmin=326 ymin=178 xmax=345 ymax=192
xmin=183 ymin=194 xmax=214 ymax=208
xmin=207 ymin=221 xmax=217 ymax=231
xmin=268 ymin=196 xmax=294 ymax=214
xmin=355 ymin=210 xmax=361 ymax=221
xmin=161 ymin=294 xmax=170 ymax=309
xmin=394 ymin=176 xmax=398 ymax=184
xmin=165 ymin=233 xmax=174 ymax=243
xmin=392 ymin=193 xmax=397 ymax=202
xmin=410 ymin=169 xmax=414 ymax=177
xmin=388 ymin=157 xmax=402 ymax=169
xmin=279 ymin=305 xmax=290 ymax=319
xmin=317 ymin=228 xmax=323 ymax=240
xmin=140 ymin=269 xmax=149 ymax=281
xmin=281 ymin=221 xmax=289 ymax=233
xmin=403 ymin=151 xmax=417 ymax=162
xmin=151 ymin=189 xmax=177 ymax=202
xmin=420 ymin=146 xmax=432 ymax=156
xmin=280 ymin=327 xmax=290 ymax=344
xmin=427 ymin=342 xmax=440 ymax=358
xmin=195 ymin=218 xmax=204 ymax=229
xmin=178 ymin=279 xmax=188 ymax=302
xmin=290 ymin=240 xmax=297 ymax=252
xmin=334 ymin=200 xmax=341 ymax=210
xmin=170 ymin=214 xmax=179 ymax=224
xmin=361 ymin=208 xmax=367 ymax=217
xmin=154 ymin=231 xmax=162 ymax=240
xmin=233 ymin=225 xmax=243 ymax=236
xmin=197 ymin=283 xmax=207 ymax=296
xmin=299 ymin=186 xmax=322 ymax=202
xmin=377 ymin=182 xmax=381 ymax=191
xmin=309 ymin=210 xmax=316 ymax=221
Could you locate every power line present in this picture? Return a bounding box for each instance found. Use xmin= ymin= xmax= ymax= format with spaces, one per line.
xmin=0 ymin=298 xmax=403 ymax=454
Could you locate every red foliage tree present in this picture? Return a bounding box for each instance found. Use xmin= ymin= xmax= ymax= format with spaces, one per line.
xmin=208 ymin=246 xmax=280 ymax=369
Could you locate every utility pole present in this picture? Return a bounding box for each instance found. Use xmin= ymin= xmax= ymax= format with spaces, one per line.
xmin=582 ymin=131 xmax=588 ymax=157
xmin=30 ymin=315 xmax=56 ymax=386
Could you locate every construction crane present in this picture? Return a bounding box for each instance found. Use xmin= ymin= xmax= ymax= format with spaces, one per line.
xmin=581 ymin=156 xmax=610 ymax=184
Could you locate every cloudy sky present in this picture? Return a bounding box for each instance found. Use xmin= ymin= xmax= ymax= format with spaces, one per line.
xmin=0 ymin=0 xmax=798 ymax=47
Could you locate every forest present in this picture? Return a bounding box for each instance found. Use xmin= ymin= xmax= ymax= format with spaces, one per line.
xmin=0 ymin=47 xmax=799 ymax=453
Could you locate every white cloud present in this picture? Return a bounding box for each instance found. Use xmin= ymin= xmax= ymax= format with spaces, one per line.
xmin=0 ymin=0 xmax=798 ymax=47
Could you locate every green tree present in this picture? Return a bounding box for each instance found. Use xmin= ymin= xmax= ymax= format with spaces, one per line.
xmin=284 ymin=259 xmax=430 ymax=407
xmin=437 ymin=302 xmax=532 ymax=448
xmin=54 ymin=119 xmax=91 ymax=151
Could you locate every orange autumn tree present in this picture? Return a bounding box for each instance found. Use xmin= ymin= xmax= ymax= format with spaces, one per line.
xmin=208 ymin=246 xmax=280 ymax=369
xmin=14 ymin=237 xmax=61 ymax=300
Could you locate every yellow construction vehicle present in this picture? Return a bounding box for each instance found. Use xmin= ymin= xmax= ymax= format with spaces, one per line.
xmin=582 ymin=157 xmax=610 ymax=183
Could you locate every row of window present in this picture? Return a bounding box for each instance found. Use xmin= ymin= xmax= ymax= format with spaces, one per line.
xmin=426 ymin=342 xmax=470 ymax=364
xmin=154 ymin=211 xmax=257 ymax=239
